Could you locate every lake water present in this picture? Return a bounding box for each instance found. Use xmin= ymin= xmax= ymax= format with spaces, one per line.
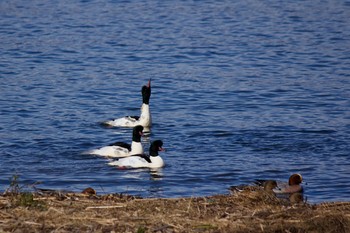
xmin=0 ymin=0 xmax=349 ymax=203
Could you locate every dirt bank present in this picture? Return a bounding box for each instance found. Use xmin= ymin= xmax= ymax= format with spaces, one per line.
xmin=0 ymin=187 xmax=349 ymax=233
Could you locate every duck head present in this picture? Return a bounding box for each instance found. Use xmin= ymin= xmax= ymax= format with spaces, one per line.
xmin=141 ymin=79 xmax=151 ymax=104
xmin=149 ymin=140 xmax=164 ymax=156
xmin=289 ymin=174 xmax=303 ymax=185
xmin=263 ymin=180 xmax=278 ymax=192
xmin=132 ymin=125 xmax=144 ymax=142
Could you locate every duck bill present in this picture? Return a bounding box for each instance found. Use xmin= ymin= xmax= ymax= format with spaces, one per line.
xmin=159 ymin=147 xmax=165 ymax=152
xmin=147 ymin=79 xmax=151 ymax=88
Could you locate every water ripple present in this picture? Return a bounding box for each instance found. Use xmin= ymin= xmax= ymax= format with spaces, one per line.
xmin=0 ymin=0 xmax=349 ymax=203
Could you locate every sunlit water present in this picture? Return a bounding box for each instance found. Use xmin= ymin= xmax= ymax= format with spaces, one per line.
xmin=1 ymin=0 xmax=349 ymax=203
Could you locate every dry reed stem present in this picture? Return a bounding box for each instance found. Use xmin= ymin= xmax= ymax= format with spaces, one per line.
xmin=85 ymin=205 xmax=126 ymax=209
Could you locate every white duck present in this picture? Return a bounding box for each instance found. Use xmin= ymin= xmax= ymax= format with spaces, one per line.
xmin=104 ymin=80 xmax=152 ymax=128
xmin=108 ymin=140 xmax=165 ymax=168
xmin=87 ymin=125 xmax=144 ymax=158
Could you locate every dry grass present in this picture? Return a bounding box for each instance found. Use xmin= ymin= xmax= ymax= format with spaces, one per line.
xmin=0 ymin=187 xmax=349 ymax=233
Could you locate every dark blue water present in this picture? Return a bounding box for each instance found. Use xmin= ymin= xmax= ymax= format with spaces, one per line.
xmin=1 ymin=0 xmax=349 ymax=203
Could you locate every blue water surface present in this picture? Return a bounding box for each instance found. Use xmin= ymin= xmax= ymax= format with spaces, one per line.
xmin=1 ymin=0 xmax=350 ymax=203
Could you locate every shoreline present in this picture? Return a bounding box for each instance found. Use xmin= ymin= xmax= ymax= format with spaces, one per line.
xmin=1 ymin=186 xmax=349 ymax=232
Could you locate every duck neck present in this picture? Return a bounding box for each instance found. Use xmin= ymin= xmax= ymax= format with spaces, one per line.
xmin=140 ymin=104 xmax=151 ymax=126
xmin=140 ymin=104 xmax=150 ymax=116
xmin=130 ymin=141 xmax=143 ymax=154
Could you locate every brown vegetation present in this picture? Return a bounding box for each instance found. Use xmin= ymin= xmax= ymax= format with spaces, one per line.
xmin=1 ymin=185 xmax=349 ymax=233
